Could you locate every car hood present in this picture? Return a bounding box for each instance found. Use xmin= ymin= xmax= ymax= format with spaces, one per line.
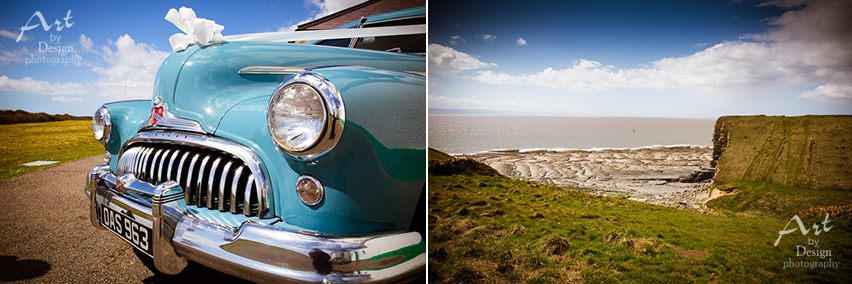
xmin=152 ymin=41 xmax=425 ymax=134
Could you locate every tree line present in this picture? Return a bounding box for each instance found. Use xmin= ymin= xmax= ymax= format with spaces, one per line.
xmin=0 ymin=110 xmax=91 ymax=125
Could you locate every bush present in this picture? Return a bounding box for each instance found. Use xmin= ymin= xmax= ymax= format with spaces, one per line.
xmin=791 ymin=204 xmax=852 ymax=220
xmin=429 ymin=157 xmax=500 ymax=177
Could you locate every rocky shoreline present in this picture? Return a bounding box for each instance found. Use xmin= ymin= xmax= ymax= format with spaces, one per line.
xmin=456 ymin=146 xmax=715 ymax=210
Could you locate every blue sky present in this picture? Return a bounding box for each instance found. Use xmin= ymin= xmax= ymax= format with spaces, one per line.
xmin=0 ymin=0 xmax=366 ymax=116
xmin=428 ymin=0 xmax=852 ymax=117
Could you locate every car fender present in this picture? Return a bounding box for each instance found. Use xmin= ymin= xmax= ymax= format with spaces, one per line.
xmin=215 ymin=66 xmax=425 ymax=233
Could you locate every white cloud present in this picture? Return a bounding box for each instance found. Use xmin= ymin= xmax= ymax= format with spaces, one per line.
xmin=465 ymin=0 xmax=852 ymax=103
xmin=89 ymin=34 xmax=169 ymax=99
xmin=1 ymin=34 xmax=168 ymax=101
xmin=0 ymin=75 xmax=88 ymax=95
xmin=473 ymin=59 xmax=629 ymax=91
xmin=51 ymin=96 xmax=84 ymax=103
xmin=277 ymin=25 xmax=299 ymax=32
xmin=477 ymin=34 xmax=496 ymax=43
xmin=517 ymin=38 xmax=527 ymax=46
xmin=798 ymin=83 xmax=852 ymax=103
xmin=428 ymin=44 xmax=498 ymax=76
xmin=78 ymin=34 xmax=94 ymax=52
xmin=0 ymin=47 xmax=31 ymax=65
xmin=449 ymin=35 xmax=465 ymax=45
xmin=307 ymin=0 xmax=365 ymax=17
xmin=472 ymin=41 xmax=821 ymax=90
xmin=428 ymin=94 xmax=584 ymax=114
xmin=749 ymin=0 xmax=852 ymax=74
xmin=283 ymin=0 xmax=366 ymax=30
xmin=0 ymin=29 xmax=28 ymax=42
xmin=693 ymin=42 xmax=708 ymax=47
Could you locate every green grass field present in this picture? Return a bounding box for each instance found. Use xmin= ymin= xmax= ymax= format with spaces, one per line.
xmin=0 ymin=120 xmax=103 ymax=181
xmin=429 ymin=174 xmax=852 ymax=283
xmin=428 ymin=148 xmax=852 ymax=284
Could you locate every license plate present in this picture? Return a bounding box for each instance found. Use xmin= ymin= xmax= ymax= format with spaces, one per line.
xmin=100 ymin=204 xmax=153 ymax=257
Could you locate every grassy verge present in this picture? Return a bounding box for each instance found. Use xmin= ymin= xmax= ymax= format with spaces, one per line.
xmin=429 ymin=148 xmax=454 ymax=161
xmin=429 ymin=173 xmax=852 ymax=283
xmin=0 ymin=120 xmax=103 ymax=181
xmin=708 ymin=182 xmax=852 ymax=220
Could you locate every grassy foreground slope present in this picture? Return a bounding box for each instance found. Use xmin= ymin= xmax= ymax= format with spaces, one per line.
xmin=428 ymin=151 xmax=852 ymax=283
xmin=0 ymin=120 xmax=103 ymax=181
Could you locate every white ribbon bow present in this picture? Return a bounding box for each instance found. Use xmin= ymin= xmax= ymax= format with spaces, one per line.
xmin=165 ymin=7 xmax=226 ymax=52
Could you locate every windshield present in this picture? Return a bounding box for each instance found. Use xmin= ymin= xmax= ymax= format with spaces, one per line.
xmin=314 ymin=16 xmax=425 ymax=53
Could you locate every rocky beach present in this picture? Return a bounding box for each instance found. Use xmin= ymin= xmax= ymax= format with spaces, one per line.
xmin=456 ymin=145 xmax=715 ymax=210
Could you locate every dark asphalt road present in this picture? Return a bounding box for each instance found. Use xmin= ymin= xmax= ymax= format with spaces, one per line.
xmin=0 ymin=156 xmax=250 ymax=283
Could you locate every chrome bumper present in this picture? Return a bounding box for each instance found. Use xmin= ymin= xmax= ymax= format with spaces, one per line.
xmin=86 ymin=164 xmax=425 ymax=283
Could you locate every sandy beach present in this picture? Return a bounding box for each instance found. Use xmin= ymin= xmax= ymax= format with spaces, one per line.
xmin=457 ymin=146 xmax=715 ymax=205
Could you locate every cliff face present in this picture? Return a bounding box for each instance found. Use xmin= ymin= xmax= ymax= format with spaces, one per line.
xmin=712 ymin=115 xmax=852 ymax=190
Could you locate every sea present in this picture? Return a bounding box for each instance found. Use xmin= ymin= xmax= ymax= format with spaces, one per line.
xmin=429 ymin=115 xmax=717 ymax=155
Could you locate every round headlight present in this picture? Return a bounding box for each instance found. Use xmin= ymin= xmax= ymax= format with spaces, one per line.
xmin=296 ymin=175 xmax=324 ymax=206
xmin=268 ymin=83 xmax=327 ymax=151
xmin=268 ymin=72 xmax=345 ymax=160
xmin=92 ymin=105 xmax=111 ymax=145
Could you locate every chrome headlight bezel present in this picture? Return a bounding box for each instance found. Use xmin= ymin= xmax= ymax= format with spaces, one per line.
xmin=267 ymin=72 xmax=345 ymax=160
xmin=92 ymin=105 xmax=111 ymax=145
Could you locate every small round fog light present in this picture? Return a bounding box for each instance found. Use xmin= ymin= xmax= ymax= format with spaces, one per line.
xmin=103 ymin=151 xmax=111 ymax=163
xmin=296 ymin=175 xmax=324 ymax=206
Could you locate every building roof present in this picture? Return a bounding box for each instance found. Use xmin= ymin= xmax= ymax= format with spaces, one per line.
xmin=296 ymin=0 xmax=425 ymax=31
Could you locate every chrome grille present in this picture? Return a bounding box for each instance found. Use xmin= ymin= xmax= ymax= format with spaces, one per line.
xmin=117 ymin=143 xmax=265 ymax=217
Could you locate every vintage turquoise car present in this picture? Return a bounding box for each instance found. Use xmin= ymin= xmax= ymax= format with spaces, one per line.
xmin=84 ymin=7 xmax=425 ymax=283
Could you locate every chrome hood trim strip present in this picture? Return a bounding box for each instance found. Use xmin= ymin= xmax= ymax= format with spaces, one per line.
xmin=238 ymin=66 xmax=306 ymax=75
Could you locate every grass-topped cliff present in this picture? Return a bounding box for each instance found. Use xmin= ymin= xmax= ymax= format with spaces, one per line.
xmin=428 ymin=148 xmax=852 ymax=283
xmin=708 ymin=115 xmax=852 ymax=219
xmin=712 ymin=115 xmax=852 ymax=189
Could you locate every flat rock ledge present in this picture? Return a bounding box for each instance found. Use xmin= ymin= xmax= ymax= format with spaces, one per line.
xmin=645 ymin=181 xmax=717 ymax=214
xmin=458 ymin=146 xmax=717 ymax=212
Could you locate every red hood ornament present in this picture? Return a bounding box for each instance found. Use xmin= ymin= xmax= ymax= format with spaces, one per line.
xmin=148 ymin=106 xmax=163 ymax=124
xmin=150 ymin=106 xmax=164 ymax=124
xmin=150 ymin=97 xmax=164 ymax=124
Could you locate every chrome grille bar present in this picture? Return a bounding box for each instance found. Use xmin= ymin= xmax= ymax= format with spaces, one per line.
xmin=197 ymin=155 xmax=211 ymax=207
xmin=185 ymin=153 xmax=199 ymax=204
xmin=218 ymin=161 xmax=233 ymax=211
xmin=116 ymin=132 xmax=272 ymax=218
xmin=207 ymin=157 xmax=222 ymax=209
xmin=158 ymin=149 xmax=171 ymax=184
xmin=231 ymin=166 xmax=244 ymax=214
xmin=244 ymin=175 xmax=254 ymax=216
xmin=167 ymin=150 xmax=181 ymax=181
xmin=149 ymin=149 xmax=163 ymax=181
xmin=138 ymin=148 xmax=151 ymax=178
xmin=176 ymin=152 xmax=190 ymax=186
